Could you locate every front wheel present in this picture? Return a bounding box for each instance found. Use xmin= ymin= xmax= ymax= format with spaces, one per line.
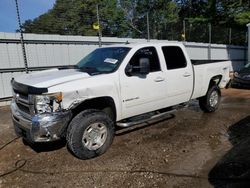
xmin=199 ymin=85 xmax=221 ymax=113
xmin=66 ymin=109 xmax=115 ymax=159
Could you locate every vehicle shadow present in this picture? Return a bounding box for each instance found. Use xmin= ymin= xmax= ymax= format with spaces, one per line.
xmin=22 ymin=114 xmax=176 ymax=153
xmin=208 ymin=115 xmax=250 ymax=187
xmin=23 ymin=138 xmax=66 ymax=152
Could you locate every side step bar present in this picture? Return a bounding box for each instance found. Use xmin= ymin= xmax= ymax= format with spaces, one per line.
xmin=116 ymin=109 xmax=176 ymax=128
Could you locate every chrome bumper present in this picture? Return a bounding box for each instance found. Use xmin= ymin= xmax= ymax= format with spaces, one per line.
xmin=11 ymin=100 xmax=71 ymax=142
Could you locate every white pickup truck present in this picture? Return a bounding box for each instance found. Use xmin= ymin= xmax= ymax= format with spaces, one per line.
xmin=11 ymin=42 xmax=230 ymax=159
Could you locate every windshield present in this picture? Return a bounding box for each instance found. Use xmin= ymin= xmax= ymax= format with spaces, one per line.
xmin=76 ymin=47 xmax=131 ymax=75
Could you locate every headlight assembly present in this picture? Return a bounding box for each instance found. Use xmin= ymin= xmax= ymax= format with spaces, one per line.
xmin=35 ymin=92 xmax=62 ymax=114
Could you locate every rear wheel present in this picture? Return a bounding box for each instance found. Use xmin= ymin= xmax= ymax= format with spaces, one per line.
xmin=199 ymin=85 xmax=221 ymax=113
xmin=66 ymin=109 xmax=115 ymax=159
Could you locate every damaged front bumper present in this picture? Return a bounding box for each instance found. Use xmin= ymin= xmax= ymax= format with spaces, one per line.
xmin=11 ymin=100 xmax=72 ymax=142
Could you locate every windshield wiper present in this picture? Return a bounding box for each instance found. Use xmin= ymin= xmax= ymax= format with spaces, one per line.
xmin=78 ymin=66 xmax=101 ymax=75
xmin=58 ymin=65 xmax=78 ymax=70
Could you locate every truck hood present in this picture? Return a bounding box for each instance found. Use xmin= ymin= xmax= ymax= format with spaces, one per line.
xmin=15 ymin=68 xmax=90 ymax=88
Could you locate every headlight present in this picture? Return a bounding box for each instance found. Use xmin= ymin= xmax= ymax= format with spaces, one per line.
xmin=35 ymin=92 xmax=62 ymax=114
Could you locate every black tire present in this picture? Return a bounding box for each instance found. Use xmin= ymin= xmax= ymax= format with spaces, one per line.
xmin=199 ymin=85 xmax=221 ymax=113
xmin=66 ymin=109 xmax=115 ymax=160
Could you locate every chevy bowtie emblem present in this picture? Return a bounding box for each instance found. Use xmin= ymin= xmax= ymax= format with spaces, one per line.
xmin=14 ymin=93 xmax=20 ymax=102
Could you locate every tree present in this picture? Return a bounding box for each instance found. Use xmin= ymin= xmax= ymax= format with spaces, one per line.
xmin=20 ymin=0 xmax=128 ymax=36
xmin=19 ymin=0 xmax=249 ymax=44
xmin=20 ymin=0 xmax=180 ymax=39
xmin=235 ymin=11 xmax=250 ymax=25
xmin=119 ymin=0 xmax=179 ymax=39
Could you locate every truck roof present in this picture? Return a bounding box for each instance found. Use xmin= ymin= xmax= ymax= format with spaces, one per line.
xmin=102 ymin=41 xmax=184 ymax=49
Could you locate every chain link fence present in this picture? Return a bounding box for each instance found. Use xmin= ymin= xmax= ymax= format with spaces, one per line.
xmin=101 ymin=19 xmax=247 ymax=45
xmin=97 ymin=12 xmax=247 ymax=46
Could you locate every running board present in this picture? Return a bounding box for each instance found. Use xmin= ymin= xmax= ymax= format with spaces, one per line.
xmin=116 ymin=109 xmax=176 ymax=128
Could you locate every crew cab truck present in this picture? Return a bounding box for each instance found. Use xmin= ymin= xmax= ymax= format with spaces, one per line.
xmin=11 ymin=42 xmax=230 ymax=159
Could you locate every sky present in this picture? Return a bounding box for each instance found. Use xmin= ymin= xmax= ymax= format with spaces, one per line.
xmin=0 ymin=0 xmax=55 ymax=33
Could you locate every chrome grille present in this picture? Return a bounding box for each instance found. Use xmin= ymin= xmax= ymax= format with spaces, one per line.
xmin=13 ymin=90 xmax=33 ymax=119
xmin=16 ymin=102 xmax=30 ymax=115
xmin=13 ymin=89 xmax=28 ymax=100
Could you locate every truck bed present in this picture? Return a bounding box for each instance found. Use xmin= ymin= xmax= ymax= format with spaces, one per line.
xmin=191 ymin=60 xmax=231 ymax=99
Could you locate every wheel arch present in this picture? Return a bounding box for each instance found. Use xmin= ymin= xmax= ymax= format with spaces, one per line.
xmin=71 ymin=96 xmax=117 ymax=121
xmin=209 ymin=75 xmax=222 ymax=88
xmin=198 ymin=75 xmax=222 ymax=100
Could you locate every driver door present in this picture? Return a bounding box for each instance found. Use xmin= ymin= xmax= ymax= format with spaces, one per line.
xmin=120 ymin=47 xmax=167 ymax=119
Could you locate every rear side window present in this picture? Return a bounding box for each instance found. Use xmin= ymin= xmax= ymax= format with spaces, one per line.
xmin=128 ymin=47 xmax=161 ymax=72
xmin=162 ymin=46 xmax=187 ymax=70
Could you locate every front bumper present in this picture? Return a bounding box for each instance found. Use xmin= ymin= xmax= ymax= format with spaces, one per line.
xmin=11 ymin=100 xmax=72 ymax=142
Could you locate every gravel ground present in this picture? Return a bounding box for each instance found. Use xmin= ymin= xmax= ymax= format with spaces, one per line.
xmin=0 ymin=88 xmax=250 ymax=188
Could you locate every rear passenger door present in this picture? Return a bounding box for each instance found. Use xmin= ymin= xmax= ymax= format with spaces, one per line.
xmin=161 ymin=46 xmax=193 ymax=105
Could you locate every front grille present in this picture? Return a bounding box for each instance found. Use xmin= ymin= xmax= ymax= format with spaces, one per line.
xmin=16 ymin=103 xmax=30 ymax=114
xmin=13 ymin=90 xmax=33 ymax=119
xmin=13 ymin=89 xmax=29 ymax=100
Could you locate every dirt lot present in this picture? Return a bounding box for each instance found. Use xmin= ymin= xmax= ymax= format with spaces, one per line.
xmin=0 ymin=88 xmax=250 ymax=188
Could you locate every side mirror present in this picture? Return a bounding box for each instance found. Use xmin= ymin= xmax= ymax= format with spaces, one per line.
xmin=139 ymin=58 xmax=150 ymax=75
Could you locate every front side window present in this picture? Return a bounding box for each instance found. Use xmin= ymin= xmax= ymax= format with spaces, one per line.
xmin=77 ymin=47 xmax=131 ymax=75
xmin=162 ymin=46 xmax=187 ymax=70
xmin=127 ymin=47 xmax=161 ymax=73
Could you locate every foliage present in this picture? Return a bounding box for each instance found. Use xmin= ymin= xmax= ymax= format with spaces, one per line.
xmin=19 ymin=0 xmax=250 ymax=45
xmin=235 ymin=11 xmax=250 ymax=25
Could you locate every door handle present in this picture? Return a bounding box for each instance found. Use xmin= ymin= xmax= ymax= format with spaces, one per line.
xmin=154 ymin=77 xmax=165 ymax=82
xmin=183 ymin=72 xmax=191 ymax=77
